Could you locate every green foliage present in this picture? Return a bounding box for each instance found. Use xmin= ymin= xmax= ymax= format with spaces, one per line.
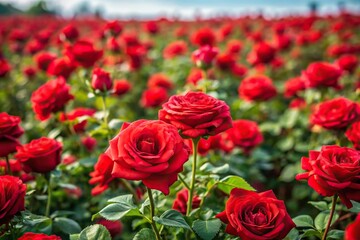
xmin=192 ymin=219 xmax=221 ymax=240
xmin=153 ymin=210 xmax=191 ymax=230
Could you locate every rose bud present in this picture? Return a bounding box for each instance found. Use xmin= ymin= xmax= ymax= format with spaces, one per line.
xmin=23 ymin=66 xmax=37 ymax=79
xmin=81 ymin=136 xmax=97 ymax=152
xmin=91 ymin=68 xmax=113 ymax=92
xmin=18 ymin=232 xmax=61 ymax=240
xmin=192 ymin=45 xmax=219 ymax=70
xmin=0 ymin=112 xmax=24 ymax=157
xmin=113 ymin=79 xmax=132 ymax=97
xmin=172 ymin=188 xmax=201 ymax=215
xmin=238 ymin=75 xmax=277 ymax=102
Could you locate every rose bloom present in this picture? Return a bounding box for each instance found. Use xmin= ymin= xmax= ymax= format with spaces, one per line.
xmin=192 ymin=45 xmax=219 ymax=69
xmin=66 ymin=40 xmax=103 ymax=68
xmin=108 ymin=120 xmax=189 ymax=195
xmin=23 ymin=66 xmax=37 ymax=79
xmin=186 ymin=68 xmax=203 ymax=86
xmin=0 ymin=112 xmax=24 ymax=157
xmin=126 ymin=45 xmax=146 ymax=71
xmin=143 ymin=21 xmax=159 ymax=34
xmin=113 ymin=79 xmax=132 ymax=96
xmin=0 ymin=176 xmax=26 ymax=225
xmin=229 ymin=120 xmax=263 ymax=153
xmin=191 ymin=27 xmax=216 ymax=46
xmin=60 ymin=24 xmax=79 ymax=42
xmin=163 ymin=40 xmax=188 ymax=59
xmin=89 ymin=153 xmax=115 ymax=196
xmin=284 ymin=76 xmax=308 ymax=98
xmin=18 ymin=232 xmax=61 ymax=240
xmin=297 ymin=146 xmax=360 ymax=208
xmin=247 ymin=42 xmax=276 ymax=65
xmin=103 ymin=20 xmax=123 ymax=37
xmin=238 ymin=75 xmax=277 ymax=102
xmin=346 ymin=121 xmax=360 ymax=150
xmin=59 ymin=107 xmax=96 ymax=133
xmin=0 ymin=58 xmax=11 ymax=77
xmin=81 ymin=136 xmax=97 ymax=152
xmin=216 ymin=188 xmax=295 ymax=240
xmin=159 ymin=91 xmax=232 ymax=139
xmin=289 ymin=98 xmax=307 ymax=109
xmin=47 ymin=56 xmax=76 ymax=79
xmin=172 ymin=188 xmax=201 ymax=215
xmin=147 ymin=73 xmax=173 ymax=90
xmin=310 ymin=97 xmax=360 ymax=130
xmin=15 ymin=137 xmax=62 ymax=173
xmin=0 ymin=159 xmax=22 ymax=174
xmin=216 ymin=53 xmax=236 ymax=71
xmin=31 ymin=77 xmax=74 ymax=121
xmin=302 ymin=62 xmax=343 ymax=90
xmin=231 ymin=63 xmax=248 ymax=78
xmin=140 ymin=87 xmax=168 ymax=108
xmin=97 ymin=219 xmax=123 ymax=238
xmin=335 ymin=54 xmax=358 ymax=73
xmin=34 ymin=52 xmax=56 ymax=71
xmin=91 ymin=67 xmax=113 ymax=92
xmin=226 ymin=39 xmax=242 ymax=55
xmin=345 ymin=214 xmax=360 ymax=240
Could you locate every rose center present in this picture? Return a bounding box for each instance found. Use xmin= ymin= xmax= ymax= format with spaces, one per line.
xmin=137 ymin=137 xmax=157 ymax=154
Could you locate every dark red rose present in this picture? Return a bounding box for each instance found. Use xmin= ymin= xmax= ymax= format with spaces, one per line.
xmin=172 ymin=188 xmax=201 ymax=215
xmin=91 ymin=68 xmax=113 ymax=92
xmin=163 ymin=40 xmax=188 ymax=59
xmin=0 ymin=58 xmax=11 ymax=77
xmin=226 ymin=39 xmax=242 ymax=55
xmin=302 ymin=62 xmax=343 ymax=90
xmin=47 ymin=56 xmax=76 ymax=79
xmin=106 ymin=37 xmax=121 ymax=53
xmin=310 ymin=97 xmax=360 ymax=130
xmin=9 ymin=29 xmax=28 ymax=43
xmin=238 ymin=75 xmax=277 ymax=102
xmin=0 ymin=112 xmax=24 ymax=157
xmin=15 ymin=137 xmax=62 ymax=173
xmin=192 ymin=45 xmax=219 ymax=69
xmin=159 ymin=91 xmax=232 ymax=139
xmin=191 ymin=27 xmax=216 ymax=46
xmin=345 ymin=214 xmax=360 ymax=240
xmin=147 ymin=73 xmax=173 ymax=90
xmin=97 ymin=219 xmax=123 ymax=238
xmin=296 ymin=145 xmax=360 ymax=208
xmin=284 ymin=76 xmax=308 ymax=98
xmin=59 ymin=107 xmax=96 ymax=133
xmin=18 ymin=232 xmax=61 ymax=240
xmin=108 ymin=120 xmax=190 ymax=195
xmin=89 ymin=153 xmax=115 ymax=196
xmin=23 ymin=66 xmax=37 ymax=79
xmin=346 ymin=121 xmax=360 ymax=150
xmin=0 ymin=175 xmax=26 ymax=225
xmin=103 ymin=20 xmax=123 ymax=37
xmin=81 ymin=136 xmax=97 ymax=152
xmin=216 ymin=188 xmax=295 ymax=240
xmin=144 ymin=21 xmax=159 ymax=34
xmin=34 ymin=52 xmax=56 ymax=71
xmin=24 ymin=40 xmax=45 ymax=55
xmin=66 ymin=40 xmax=103 ymax=68
xmin=126 ymin=45 xmax=146 ymax=71
xmin=216 ymin=53 xmax=236 ymax=70
xmin=60 ymin=24 xmax=79 ymax=42
xmin=113 ymin=79 xmax=132 ymax=96
xmin=229 ymin=120 xmax=263 ymax=153
xmin=273 ymin=34 xmax=292 ymax=51
xmin=335 ymin=54 xmax=358 ymax=73
xmin=141 ymin=87 xmax=168 ymax=108
xmin=247 ymin=42 xmax=276 ymax=65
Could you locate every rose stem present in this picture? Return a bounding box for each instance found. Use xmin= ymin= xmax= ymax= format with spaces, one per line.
xmin=101 ymin=94 xmax=109 ymax=133
xmin=322 ymin=194 xmax=338 ymax=240
xmin=45 ymin=173 xmax=53 ymax=217
xmin=178 ymin=174 xmax=190 ymax=190
xmin=146 ymin=187 xmax=162 ymax=240
xmin=5 ymin=155 xmax=12 ymax=175
xmin=120 ymin=178 xmax=140 ymax=204
xmin=186 ymin=138 xmax=199 ymax=216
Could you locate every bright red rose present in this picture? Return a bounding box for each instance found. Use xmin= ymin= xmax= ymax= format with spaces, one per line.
xmin=238 ymin=75 xmax=277 ymax=102
xmin=15 ymin=137 xmax=62 ymax=173
xmin=89 ymin=153 xmax=115 ymax=196
xmin=97 ymin=219 xmax=123 ymax=238
xmin=159 ymin=91 xmax=232 ymax=139
xmin=229 ymin=120 xmax=263 ymax=153
xmin=60 ymin=24 xmax=79 ymax=42
xmin=81 ymin=136 xmax=97 ymax=152
xmin=216 ymin=188 xmax=295 ymax=240
xmin=113 ymin=79 xmax=132 ymax=96
xmin=172 ymin=188 xmax=201 ymax=215
xmin=91 ymin=68 xmax=113 ymax=92
xmin=147 ymin=73 xmax=173 ymax=90
xmin=302 ymin=62 xmax=343 ymax=90
xmin=59 ymin=107 xmax=96 ymax=133
xmin=31 ymin=77 xmax=74 ymax=121
xmin=66 ymin=40 xmax=103 ymax=68
xmin=186 ymin=68 xmax=203 ymax=86
xmin=141 ymin=87 xmax=168 ymax=108
xmin=24 ymin=40 xmax=44 ymax=55
xmin=0 ymin=58 xmax=11 ymax=77
xmin=34 ymin=52 xmax=56 ymax=71
xmin=284 ymin=76 xmax=307 ymax=98
xmin=192 ymin=45 xmax=219 ymax=69
xmin=346 ymin=121 xmax=360 ymax=150
xmin=310 ymin=97 xmax=360 ymax=130
xmin=273 ymin=34 xmax=292 ymax=51
xmin=0 ymin=175 xmax=26 ymax=225
xmin=47 ymin=56 xmax=76 ymax=79
xmin=296 ymin=145 xmax=360 ymax=208
xmin=0 ymin=112 xmax=24 ymax=157
xmin=108 ymin=120 xmax=190 ymax=195
xmin=345 ymin=214 xmax=360 ymax=240
xmin=163 ymin=40 xmax=188 ymax=59
xmin=335 ymin=54 xmax=358 ymax=73
xmin=18 ymin=232 xmax=61 ymax=240
xmin=191 ymin=27 xmax=216 ymax=46
xmin=103 ymin=20 xmax=123 ymax=37
xmin=247 ymin=42 xmax=276 ymax=65
xmin=216 ymin=53 xmax=236 ymax=70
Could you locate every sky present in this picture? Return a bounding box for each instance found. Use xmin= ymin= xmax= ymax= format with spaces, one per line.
xmin=1 ymin=0 xmax=359 ymax=18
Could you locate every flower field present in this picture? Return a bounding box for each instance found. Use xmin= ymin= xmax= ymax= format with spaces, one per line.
xmin=0 ymin=11 xmax=360 ymax=240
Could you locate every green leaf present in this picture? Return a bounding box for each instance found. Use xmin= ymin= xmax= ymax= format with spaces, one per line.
xmin=292 ymin=215 xmax=314 ymax=228
xmin=217 ymin=176 xmax=255 ymax=194
xmin=153 ymin=210 xmax=191 ymax=230
xmin=53 ymin=217 xmax=81 ymax=234
xmin=69 ymin=234 xmax=80 ymax=240
xmin=349 ymin=200 xmax=360 ymax=213
xmin=282 ymin=109 xmax=299 ymax=128
xmin=108 ymin=119 xmax=123 ymax=130
xmin=326 ymin=230 xmax=344 ymax=239
xmin=78 ymin=224 xmax=111 ymax=240
xmin=192 ymin=219 xmax=221 ymax=240
xmin=133 ymin=228 xmax=156 ymax=240
xmin=96 ymin=203 xmax=141 ymax=221
xmin=314 ymin=211 xmax=339 ymax=230
xmin=301 ymin=229 xmax=322 ymax=239
xmin=108 ymin=194 xmax=136 ymax=208
xmin=279 ymin=164 xmax=299 ymax=182
xmin=308 ymin=201 xmax=329 ymax=211
xmin=283 ymin=228 xmax=299 ymax=240
xmin=200 ymin=162 xmax=229 ymax=174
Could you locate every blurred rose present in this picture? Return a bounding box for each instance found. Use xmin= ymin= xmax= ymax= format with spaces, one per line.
xmin=81 ymin=136 xmax=97 ymax=152
xmin=346 ymin=121 xmax=360 ymax=150
xmin=113 ymin=79 xmax=132 ymax=96
xmin=34 ymin=52 xmax=56 ymax=71
xmin=335 ymin=54 xmax=358 ymax=73
xmin=18 ymin=233 xmax=61 ymax=240
xmin=238 ymin=75 xmax=277 ymax=102
xmin=163 ymin=40 xmax=188 ymax=59
xmin=345 ymin=214 xmax=360 ymax=240
xmin=60 ymin=108 xmax=96 ymax=133
xmin=91 ymin=68 xmax=113 ymax=92
xmin=191 ymin=27 xmax=216 ymax=46
xmin=147 ymin=73 xmax=173 ymax=90
xmin=66 ymin=40 xmax=103 ymax=68
xmin=97 ymin=219 xmax=123 ymax=238
xmin=0 ymin=58 xmax=11 ymax=77
xmin=302 ymin=62 xmax=343 ymax=90
xmin=172 ymin=188 xmax=200 ymax=215
xmin=0 ymin=112 xmax=24 ymax=157
xmin=141 ymin=87 xmax=168 ymax=108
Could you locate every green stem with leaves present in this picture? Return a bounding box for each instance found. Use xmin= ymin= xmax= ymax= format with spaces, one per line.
xmin=186 ymin=138 xmax=199 ymax=216
xmin=45 ymin=173 xmax=52 ymax=217
xmin=322 ymin=194 xmax=338 ymax=240
xmin=147 ymin=188 xmax=162 ymax=240
xmin=101 ymin=94 xmax=109 ymax=131
xmin=5 ymin=155 xmax=12 ymax=175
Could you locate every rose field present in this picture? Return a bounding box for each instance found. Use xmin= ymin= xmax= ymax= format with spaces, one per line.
xmin=0 ymin=7 xmax=360 ymax=240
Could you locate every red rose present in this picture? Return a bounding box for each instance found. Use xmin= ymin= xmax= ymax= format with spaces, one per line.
xmin=159 ymin=91 xmax=232 ymax=138
xmin=91 ymin=68 xmax=113 ymax=92
xmin=59 ymin=107 xmax=96 ymax=133
xmin=147 ymin=73 xmax=173 ymax=90
xmin=113 ymin=79 xmax=132 ymax=96
xmin=0 ymin=58 xmax=11 ymax=77
xmin=345 ymin=214 xmax=360 ymax=240
xmin=289 ymin=98 xmax=307 ymax=109
xmin=335 ymin=54 xmax=358 ymax=73
xmin=230 ymin=63 xmax=247 ymax=78
xmin=247 ymin=42 xmax=276 ymax=65
xmin=144 ymin=21 xmax=159 ymax=34
xmin=302 ymin=62 xmax=343 ymax=90
xmin=238 ymin=75 xmax=277 ymax=102
xmin=172 ymin=188 xmax=201 ymax=215
xmin=126 ymin=45 xmax=146 ymax=71
xmin=66 ymin=40 xmax=103 ymax=68
xmin=141 ymin=87 xmax=168 ymax=108
xmin=191 ymin=27 xmax=216 ymax=46
xmin=0 ymin=159 xmax=22 ymax=174
xmin=163 ymin=40 xmax=188 ymax=59
xmin=97 ymin=219 xmax=123 ymax=238
xmin=0 ymin=176 xmax=26 ymax=225
xmin=346 ymin=121 xmax=360 ymax=150
xmin=103 ymin=20 xmax=123 ymax=37
xmin=23 ymin=66 xmax=37 ymax=78
xmin=216 ymin=53 xmax=236 ymax=71
xmin=47 ymin=56 xmax=76 ymax=79
xmin=284 ymin=76 xmax=307 ymax=98
xmin=31 ymin=77 xmax=74 ymax=121
xmin=60 ymin=24 xmax=79 ymax=42
xmin=108 ymin=120 xmax=190 ymax=195
xmin=310 ymin=97 xmax=360 ymax=130
xmin=89 ymin=153 xmax=115 ymax=196
xmin=229 ymin=120 xmax=263 ymax=153
xmin=0 ymin=112 xmax=24 ymax=157
xmin=18 ymin=232 xmax=61 ymax=240
xmin=192 ymin=45 xmax=219 ymax=69
xmin=226 ymin=39 xmax=242 ymax=55
xmin=186 ymin=68 xmax=203 ymax=86
xmin=81 ymin=136 xmax=97 ymax=152
xmin=15 ymin=137 xmax=62 ymax=173
xmin=216 ymin=188 xmax=295 ymax=240
xmin=34 ymin=52 xmax=56 ymax=71
xmin=296 ymin=145 xmax=360 ymax=208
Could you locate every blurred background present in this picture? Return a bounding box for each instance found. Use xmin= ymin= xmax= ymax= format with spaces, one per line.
xmin=0 ymin=0 xmax=359 ymax=19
